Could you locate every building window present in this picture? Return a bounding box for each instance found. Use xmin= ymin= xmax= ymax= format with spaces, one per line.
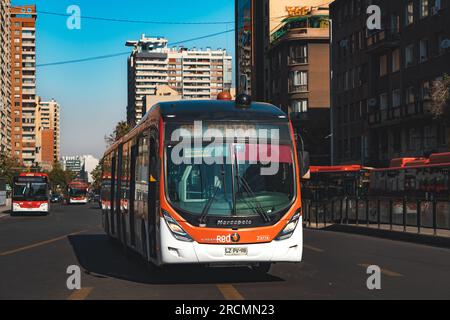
xmin=405 ymin=44 xmax=414 ymax=67
xmin=406 ymin=87 xmax=415 ymax=104
xmin=380 ymin=93 xmax=388 ymax=110
xmin=288 ymin=44 xmax=308 ymax=65
xmin=421 ymin=81 xmax=431 ymax=100
xmin=420 ymin=0 xmax=429 ymax=18
xmin=392 ymin=89 xmax=401 ymax=108
xmin=419 ymin=39 xmax=429 ymax=62
xmin=291 ymin=99 xmax=308 ymax=113
xmin=379 ymin=54 xmax=388 ymax=77
xmin=391 ymin=14 xmax=400 ymax=33
xmin=405 ymin=1 xmax=414 ymax=26
xmin=288 ymin=71 xmax=308 ymax=93
xmin=424 ymin=126 xmax=433 ymax=148
xmin=392 ymin=49 xmax=400 ymax=72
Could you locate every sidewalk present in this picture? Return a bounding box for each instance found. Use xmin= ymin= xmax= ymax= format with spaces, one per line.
xmin=0 ymin=199 xmax=11 ymax=215
xmin=304 ymin=222 xmax=450 ymax=248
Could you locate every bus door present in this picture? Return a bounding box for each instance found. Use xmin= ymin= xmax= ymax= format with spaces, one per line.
xmin=110 ymin=155 xmax=117 ymax=236
xmin=147 ymin=133 xmax=159 ymax=259
xmin=116 ymin=146 xmax=123 ymax=242
xmin=129 ymin=144 xmax=138 ymax=247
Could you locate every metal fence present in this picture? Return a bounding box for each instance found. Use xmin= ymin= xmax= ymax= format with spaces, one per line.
xmin=303 ymin=197 xmax=450 ymax=235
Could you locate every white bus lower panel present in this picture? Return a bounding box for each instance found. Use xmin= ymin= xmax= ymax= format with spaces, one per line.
xmin=159 ymin=218 xmax=303 ymax=265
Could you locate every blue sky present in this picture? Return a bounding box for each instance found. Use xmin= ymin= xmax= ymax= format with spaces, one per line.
xmin=12 ymin=0 xmax=235 ymax=159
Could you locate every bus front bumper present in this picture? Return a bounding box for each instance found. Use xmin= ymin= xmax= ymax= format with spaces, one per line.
xmin=12 ymin=203 xmax=49 ymax=213
xmin=159 ymin=218 xmax=303 ymax=265
xmin=69 ymin=199 xmax=88 ymax=204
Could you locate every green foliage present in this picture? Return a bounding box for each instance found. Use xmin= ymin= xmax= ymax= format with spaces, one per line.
xmin=90 ymin=162 xmax=103 ymax=190
xmin=0 ymin=154 xmax=23 ymax=186
xmin=48 ymin=162 xmax=76 ymax=193
xmin=105 ymin=121 xmax=131 ymax=147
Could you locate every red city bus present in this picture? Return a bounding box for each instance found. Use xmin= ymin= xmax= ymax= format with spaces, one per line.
xmin=303 ymin=165 xmax=371 ymax=200
xmin=12 ymin=173 xmax=50 ymax=215
xmin=101 ymin=97 xmax=307 ymax=272
xmin=67 ymin=180 xmax=90 ymax=204
xmin=369 ymin=152 xmax=450 ymax=200
xmin=304 ymin=153 xmax=450 ymax=200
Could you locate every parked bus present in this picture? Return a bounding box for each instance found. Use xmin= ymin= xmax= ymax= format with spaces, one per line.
xmin=101 ymin=97 xmax=307 ymax=272
xmin=303 ymin=152 xmax=450 ymax=202
xmin=67 ymin=180 xmax=89 ymax=204
xmin=302 ymin=165 xmax=371 ymax=201
xmin=12 ymin=173 xmax=50 ymax=215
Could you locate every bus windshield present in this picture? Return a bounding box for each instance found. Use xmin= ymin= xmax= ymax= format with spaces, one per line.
xmin=165 ymin=122 xmax=296 ymax=218
xmin=13 ymin=182 xmax=48 ymax=201
xmin=69 ymin=188 xmax=87 ymax=197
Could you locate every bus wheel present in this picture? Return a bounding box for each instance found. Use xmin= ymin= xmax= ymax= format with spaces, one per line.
xmin=252 ymin=263 xmax=272 ymax=274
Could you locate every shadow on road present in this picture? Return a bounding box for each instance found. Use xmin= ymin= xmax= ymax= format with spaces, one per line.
xmin=68 ymin=234 xmax=284 ymax=285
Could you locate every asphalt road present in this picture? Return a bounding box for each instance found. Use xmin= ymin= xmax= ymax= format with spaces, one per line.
xmin=0 ymin=203 xmax=449 ymax=300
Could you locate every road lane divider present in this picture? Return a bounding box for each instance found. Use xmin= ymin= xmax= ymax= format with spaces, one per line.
xmin=67 ymin=287 xmax=93 ymax=300
xmin=217 ymin=284 xmax=244 ymax=300
xmin=303 ymin=244 xmax=324 ymax=253
xmin=358 ymin=264 xmax=403 ymax=277
xmin=0 ymin=229 xmax=90 ymax=257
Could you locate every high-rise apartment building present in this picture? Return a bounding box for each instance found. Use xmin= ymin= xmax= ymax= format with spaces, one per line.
xmin=37 ymin=98 xmax=60 ymax=170
xmin=268 ymin=5 xmax=331 ymax=165
xmin=0 ymin=0 xmax=11 ymax=154
xmin=126 ymin=35 xmax=232 ymax=125
xmin=10 ymin=5 xmax=37 ymax=168
xmin=61 ymin=155 xmax=99 ymax=183
xmin=236 ymin=1 xmax=332 ymax=165
xmin=330 ymin=0 xmax=449 ymax=167
xmin=235 ymin=0 xmax=328 ymax=101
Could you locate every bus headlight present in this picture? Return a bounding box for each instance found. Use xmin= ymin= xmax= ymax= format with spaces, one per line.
xmin=276 ymin=210 xmax=301 ymax=241
xmin=13 ymin=203 xmax=21 ymax=211
xmin=162 ymin=210 xmax=193 ymax=242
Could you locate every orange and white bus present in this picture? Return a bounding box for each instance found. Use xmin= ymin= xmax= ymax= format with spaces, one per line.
xmin=67 ymin=180 xmax=89 ymax=204
xmin=101 ymin=96 xmax=307 ymax=272
xmin=12 ymin=173 xmax=50 ymax=215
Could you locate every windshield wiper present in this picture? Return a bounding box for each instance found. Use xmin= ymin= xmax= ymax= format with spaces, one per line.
xmin=199 ymin=164 xmax=226 ymax=226
xmin=233 ymin=148 xmax=271 ymax=223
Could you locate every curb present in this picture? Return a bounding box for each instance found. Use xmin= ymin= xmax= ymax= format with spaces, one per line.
xmin=305 ymin=224 xmax=450 ymax=249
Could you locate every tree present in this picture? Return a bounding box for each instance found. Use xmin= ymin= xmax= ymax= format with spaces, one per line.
xmin=48 ymin=162 xmax=76 ymax=193
xmin=429 ymin=74 xmax=450 ymax=147
xmin=90 ymin=162 xmax=103 ymax=191
xmin=0 ymin=154 xmax=23 ymax=186
xmin=429 ymin=74 xmax=450 ymax=119
xmin=105 ymin=121 xmax=131 ymax=146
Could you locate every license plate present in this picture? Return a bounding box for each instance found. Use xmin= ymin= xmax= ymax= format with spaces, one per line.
xmin=225 ymin=247 xmax=248 ymax=256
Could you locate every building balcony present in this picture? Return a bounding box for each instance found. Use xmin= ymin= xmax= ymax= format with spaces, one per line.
xmin=366 ymin=30 xmax=401 ymax=53
xmin=270 ymin=14 xmax=330 ymax=44
xmin=368 ymin=101 xmax=432 ymax=127
xmin=288 ymin=84 xmax=308 ymax=94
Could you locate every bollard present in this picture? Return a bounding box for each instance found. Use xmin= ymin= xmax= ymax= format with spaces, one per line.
xmin=366 ymin=198 xmax=370 ymax=227
xmin=403 ymin=197 xmax=407 ymax=232
xmin=355 ymin=198 xmax=359 ymax=226
xmin=389 ymin=199 xmax=393 ymax=231
xmin=417 ymin=199 xmax=421 ymax=234
xmin=345 ymin=197 xmax=349 ymax=224
xmin=377 ymin=199 xmax=381 ymax=229
xmin=433 ymin=199 xmax=437 ymax=236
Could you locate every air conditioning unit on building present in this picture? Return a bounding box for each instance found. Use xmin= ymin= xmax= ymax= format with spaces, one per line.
xmin=368 ymin=98 xmax=377 ymax=108
xmin=440 ymin=39 xmax=450 ymax=50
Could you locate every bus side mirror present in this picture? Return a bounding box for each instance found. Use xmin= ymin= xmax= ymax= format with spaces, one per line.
xmin=299 ymin=151 xmax=310 ymax=180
